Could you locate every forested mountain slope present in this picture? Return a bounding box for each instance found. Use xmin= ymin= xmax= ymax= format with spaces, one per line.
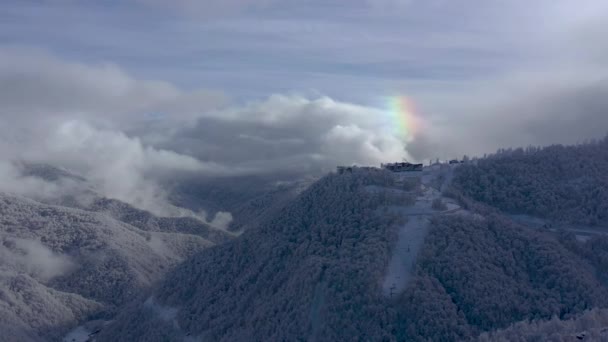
xmin=168 ymin=175 xmax=315 ymax=232
xmin=0 ymin=193 xmax=222 ymax=341
xmin=397 ymin=214 xmax=608 ymax=341
xmin=452 ymin=137 xmax=608 ymax=225
xmin=84 ymin=197 xmax=233 ymax=244
xmin=477 ymin=308 xmax=608 ymax=341
xmin=99 ymin=165 xmax=608 ymax=342
xmin=565 ymin=231 xmax=608 ymax=274
xmin=15 ymin=162 xmax=232 ymax=241
xmin=98 ymin=170 xmax=401 ymax=341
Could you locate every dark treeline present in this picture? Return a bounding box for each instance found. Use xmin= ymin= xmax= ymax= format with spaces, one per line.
xmin=451 ymin=136 xmax=608 ymax=225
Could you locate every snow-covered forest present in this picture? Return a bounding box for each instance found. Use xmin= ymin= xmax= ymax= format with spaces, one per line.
xmin=97 ymin=152 xmax=608 ymax=341
xmin=397 ymin=214 xmax=608 ymax=341
xmin=98 ymin=170 xmax=403 ymax=341
xmin=452 ymin=136 xmax=608 ymax=225
xmin=0 ymin=177 xmax=227 ymax=340
xmin=3 ymin=138 xmax=608 ymax=341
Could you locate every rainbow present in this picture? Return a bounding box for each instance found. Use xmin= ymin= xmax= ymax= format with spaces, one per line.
xmin=387 ymin=96 xmax=420 ymax=141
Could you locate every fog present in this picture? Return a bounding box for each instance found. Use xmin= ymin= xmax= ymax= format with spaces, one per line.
xmin=0 ymin=238 xmax=76 ymax=282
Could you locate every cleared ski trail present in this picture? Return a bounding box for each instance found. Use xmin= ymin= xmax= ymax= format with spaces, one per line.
xmin=381 ymin=166 xmax=463 ymax=298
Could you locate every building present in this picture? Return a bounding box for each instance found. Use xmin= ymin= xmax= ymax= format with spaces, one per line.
xmin=381 ymin=162 xmax=423 ymax=172
xmin=337 ymin=165 xmax=380 ymax=174
xmin=336 ymin=166 xmax=353 ymax=174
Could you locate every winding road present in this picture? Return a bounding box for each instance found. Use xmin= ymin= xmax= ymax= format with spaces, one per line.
xmin=510 ymin=214 xmax=608 ymax=242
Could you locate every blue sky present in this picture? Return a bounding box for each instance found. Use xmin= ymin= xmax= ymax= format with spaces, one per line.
xmin=0 ymin=0 xmax=556 ymax=103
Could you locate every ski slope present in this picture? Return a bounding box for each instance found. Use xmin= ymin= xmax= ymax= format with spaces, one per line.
xmin=381 ymin=166 xmax=463 ymax=297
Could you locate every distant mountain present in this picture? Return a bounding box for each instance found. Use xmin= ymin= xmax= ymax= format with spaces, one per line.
xmin=168 ymin=174 xmax=316 ymax=232
xmin=0 ymin=164 xmax=234 ymax=341
xmin=83 ymin=197 xmax=233 ymax=244
xmin=0 ymin=193 xmax=222 ymax=340
xmin=17 ymin=162 xmax=87 ymax=183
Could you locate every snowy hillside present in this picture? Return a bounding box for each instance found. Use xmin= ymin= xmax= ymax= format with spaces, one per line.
xmin=4 ymin=140 xmax=608 ymax=341
xmin=98 ymin=169 xmax=404 ymax=341
xmin=452 ymin=137 xmax=608 ymax=226
xmin=97 ymin=152 xmax=608 ymax=342
xmin=0 ymin=164 xmax=233 ymax=340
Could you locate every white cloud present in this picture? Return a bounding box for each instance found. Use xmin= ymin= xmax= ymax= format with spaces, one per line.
xmin=3 ymin=32 xmax=608 ymax=220
xmin=133 ymin=0 xmax=282 ymax=17
xmin=323 ymin=124 xmax=405 ymax=165
xmin=165 ymin=94 xmax=414 ymax=174
xmin=0 ymin=162 xmax=63 ymax=200
xmin=143 ymin=296 xmax=178 ymax=323
xmin=0 ymin=238 xmax=76 ymax=282
xmin=406 ymin=66 xmax=608 ymax=160
xmin=1 ymin=120 xmax=229 ymax=216
xmin=0 ymin=48 xmax=231 ymax=215
xmin=209 ymin=211 xmax=233 ymax=230
xmin=0 ymin=47 xmax=226 ymax=129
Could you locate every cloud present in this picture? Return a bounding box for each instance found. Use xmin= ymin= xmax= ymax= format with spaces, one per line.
xmin=40 ymin=121 xmax=226 ymax=213
xmin=0 ymin=119 xmax=230 ymax=216
xmin=209 ymin=211 xmax=233 ymax=230
xmin=0 ymin=48 xmax=232 ymax=215
xmin=404 ymin=68 xmax=608 ymax=160
xmin=0 ymin=48 xmax=414 ymax=218
xmin=0 ymin=162 xmax=64 ymax=200
xmin=0 ymin=47 xmax=226 ymax=129
xmin=147 ymin=235 xmax=179 ymax=260
xmin=133 ymin=0 xmax=278 ymax=17
xmin=163 ymin=94 xmax=412 ymax=174
xmin=0 ymin=238 xmax=76 ymax=282
xmin=143 ymin=296 xmax=178 ymax=323
xmin=3 ymin=1 xmax=608 ymax=218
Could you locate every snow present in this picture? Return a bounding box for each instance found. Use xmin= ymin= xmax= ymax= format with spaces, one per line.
xmin=62 ymin=326 xmax=90 ymax=342
xmin=381 ymin=167 xmax=464 ymax=297
xmin=509 ymin=214 xmax=608 ymax=240
xmin=382 ymin=215 xmax=430 ymax=297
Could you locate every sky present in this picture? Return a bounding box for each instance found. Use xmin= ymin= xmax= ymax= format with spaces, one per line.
xmin=1 ymin=0 xmax=608 ymax=212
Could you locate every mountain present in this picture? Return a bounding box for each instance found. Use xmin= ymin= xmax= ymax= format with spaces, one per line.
xmin=451 ymin=137 xmax=608 ymax=226
xmin=0 ymin=165 xmax=233 ymax=341
xmin=4 ymin=139 xmax=608 ymax=341
xmin=167 ymin=174 xmax=316 ymax=232
xmin=476 ymin=308 xmax=608 ymax=341
xmin=397 ymin=214 xmax=608 ymax=341
xmin=98 ymin=169 xmax=402 ymax=341
xmin=98 ymin=139 xmax=608 ymax=342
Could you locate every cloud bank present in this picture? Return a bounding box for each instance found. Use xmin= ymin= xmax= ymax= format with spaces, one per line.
xmin=2 ymin=0 xmax=608 ymax=213
xmin=0 ymin=48 xmax=414 ymax=215
xmin=0 ymin=238 xmax=76 ymax=282
xmin=162 ymin=94 xmax=410 ymax=174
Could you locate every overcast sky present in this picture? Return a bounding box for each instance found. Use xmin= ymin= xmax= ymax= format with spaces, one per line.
xmin=1 ymin=0 xmax=608 ymax=209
